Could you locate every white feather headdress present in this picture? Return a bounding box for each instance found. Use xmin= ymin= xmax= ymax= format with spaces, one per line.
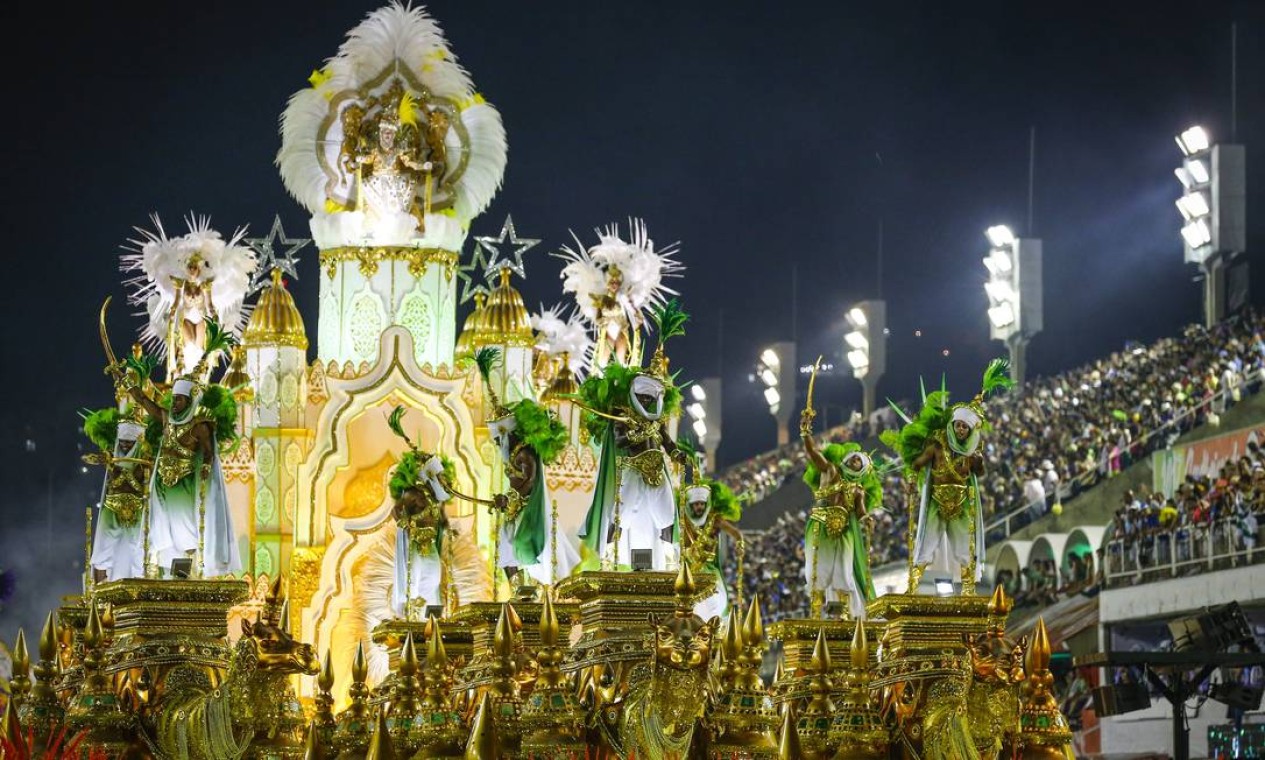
xmin=277 ymin=2 xmax=507 ymax=250
xmin=554 ymin=218 xmax=683 ymax=327
xmin=119 ymin=214 xmax=257 ymax=350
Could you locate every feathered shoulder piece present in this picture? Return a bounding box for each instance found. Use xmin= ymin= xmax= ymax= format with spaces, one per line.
xmin=278 ymin=2 xmax=506 ymax=250
xmin=82 ymin=408 xmax=121 ymax=452
xmin=509 ymin=399 xmax=568 ymax=465
xmin=198 ymin=384 xmax=239 ymax=443
xmin=388 ymin=450 xmax=456 ymax=502
xmin=881 ymin=382 xmax=952 ymax=475
xmin=697 ymin=478 xmax=743 ymax=523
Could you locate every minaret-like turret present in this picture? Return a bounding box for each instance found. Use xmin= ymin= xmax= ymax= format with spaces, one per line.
xmin=243 ymin=268 xmax=310 ymax=581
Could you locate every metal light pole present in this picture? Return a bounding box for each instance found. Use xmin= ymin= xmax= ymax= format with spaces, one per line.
xmin=687 ymin=378 xmax=722 ymax=473
xmin=984 ymin=225 xmax=1042 ymax=387
xmin=1175 ymin=125 xmax=1247 ymax=327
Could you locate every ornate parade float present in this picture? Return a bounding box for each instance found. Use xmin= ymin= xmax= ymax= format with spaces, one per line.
xmin=2 ymin=5 xmax=1076 ymax=758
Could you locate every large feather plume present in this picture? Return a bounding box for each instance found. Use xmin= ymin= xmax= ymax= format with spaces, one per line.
xmin=554 ymin=219 xmax=684 ymax=328
xmin=276 ymin=2 xmax=507 ymax=244
xmin=532 ymin=304 xmax=593 ymax=377
xmin=120 ymin=214 xmax=257 ymax=352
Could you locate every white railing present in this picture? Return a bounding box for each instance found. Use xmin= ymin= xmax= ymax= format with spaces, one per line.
xmin=1103 ymin=517 xmax=1261 ymax=587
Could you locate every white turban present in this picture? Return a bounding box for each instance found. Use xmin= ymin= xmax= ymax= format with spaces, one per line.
xmin=172 ymin=378 xmax=196 ymax=397
xmin=686 ymin=485 xmax=711 ymax=504
xmin=951 ymin=406 xmax=981 ymax=429
xmin=630 ymin=375 xmax=665 ymax=420
xmin=117 ymin=421 xmax=146 ymax=441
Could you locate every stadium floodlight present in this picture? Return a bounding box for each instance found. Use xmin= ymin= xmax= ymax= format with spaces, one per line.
xmin=843 ymin=300 xmax=886 ymax=417
xmin=690 ymin=377 xmax=723 ymax=471
xmin=687 ymin=402 xmax=704 ymax=420
xmin=985 ymin=224 xmax=1016 ymax=248
xmin=987 ymin=303 xmax=1016 ymax=329
xmin=1187 ymin=158 xmax=1210 ymax=185
xmin=690 ymin=385 xmax=706 ymax=402
xmin=1175 ymin=192 xmax=1210 ymax=220
xmin=692 ymin=418 xmax=707 ymax=439
xmin=984 ymin=224 xmax=1041 ymax=385
xmin=1180 ymin=219 xmax=1212 ymax=248
xmin=1176 ymin=125 xmax=1210 ymax=156
xmin=1174 ymin=125 xmax=1247 ymax=327
xmin=756 ymin=342 xmax=795 ymax=445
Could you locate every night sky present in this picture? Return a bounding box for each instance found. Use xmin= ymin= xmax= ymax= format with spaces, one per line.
xmin=0 ymin=1 xmax=1260 ymax=640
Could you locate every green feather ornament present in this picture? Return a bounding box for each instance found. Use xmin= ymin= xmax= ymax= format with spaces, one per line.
xmin=474 ymin=347 xmax=502 ymax=385
xmin=199 ymin=384 xmax=239 ymax=442
xmin=981 ymin=358 xmax=1014 ymax=398
xmin=509 ymin=399 xmax=569 ymax=465
xmin=82 ymin=408 xmax=121 ymax=451
xmin=650 ymin=299 xmax=689 ymax=342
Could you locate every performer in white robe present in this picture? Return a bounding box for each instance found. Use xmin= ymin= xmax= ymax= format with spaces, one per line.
xmin=129 ymin=377 xmax=241 ymax=577
xmin=390 ymin=454 xmax=451 ymax=619
xmin=89 ymin=421 xmax=151 ymax=582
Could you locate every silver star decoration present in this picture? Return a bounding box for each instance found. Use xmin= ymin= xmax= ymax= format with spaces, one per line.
xmin=247 ymin=215 xmax=310 ymax=294
xmin=476 ymin=215 xmax=540 ymax=281
xmin=456 ymin=242 xmax=492 ymax=305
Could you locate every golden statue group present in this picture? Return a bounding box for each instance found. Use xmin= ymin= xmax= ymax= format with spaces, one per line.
xmin=3 ymin=4 xmax=1077 ymax=759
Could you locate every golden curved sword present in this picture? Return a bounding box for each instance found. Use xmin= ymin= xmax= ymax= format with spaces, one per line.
xmin=804 ymin=355 xmax=824 ymax=417
xmin=99 ymin=297 xmax=123 ymax=378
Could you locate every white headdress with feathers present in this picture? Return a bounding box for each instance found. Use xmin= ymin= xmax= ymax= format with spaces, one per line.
xmin=120 ymin=214 xmax=257 ymax=351
xmin=277 ymin=2 xmax=507 ymax=251
xmin=554 ymin=218 xmax=682 ymax=327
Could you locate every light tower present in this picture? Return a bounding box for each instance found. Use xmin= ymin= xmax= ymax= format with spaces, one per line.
xmin=844 ymin=301 xmax=886 ymax=418
xmin=984 ymin=225 xmax=1042 ymax=387
xmin=1174 ymin=125 xmax=1247 ymax=327
xmin=687 ymin=378 xmax=722 ymax=473
xmin=757 ymin=342 xmax=796 ymax=446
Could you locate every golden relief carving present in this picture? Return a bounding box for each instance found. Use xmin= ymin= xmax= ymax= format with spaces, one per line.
xmin=337 ymin=452 xmax=396 ymax=519
xmin=546 ymin=443 xmax=598 ymax=492
xmin=319 ymin=246 xmax=458 ymax=281
xmin=289 ymin=548 xmax=326 ymax=637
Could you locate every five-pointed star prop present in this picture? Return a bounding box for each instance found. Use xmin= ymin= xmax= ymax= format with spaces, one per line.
xmin=456 ymin=243 xmax=491 ymax=305
xmin=476 ymin=215 xmax=540 ymax=281
xmin=247 ymin=215 xmax=310 ymax=294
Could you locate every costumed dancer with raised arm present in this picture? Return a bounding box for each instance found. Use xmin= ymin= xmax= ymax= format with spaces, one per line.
xmin=800 ymin=359 xmax=882 ymax=619
xmin=882 ymin=359 xmax=1013 ymax=594
xmin=576 ymin=301 xmax=690 ymax=571
xmin=386 ymin=407 xmax=458 ymax=619
xmin=681 ymin=479 xmax=744 ymax=620
xmin=124 ymin=322 xmax=242 ymax=578
xmin=474 ymin=348 xmax=581 ymax=587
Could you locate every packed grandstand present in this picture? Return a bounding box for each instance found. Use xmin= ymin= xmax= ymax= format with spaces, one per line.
xmin=720 ymin=310 xmax=1265 ymax=622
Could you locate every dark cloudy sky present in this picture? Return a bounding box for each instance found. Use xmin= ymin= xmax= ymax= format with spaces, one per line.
xmin=0 ymin=1 xmax=1260 ymax=640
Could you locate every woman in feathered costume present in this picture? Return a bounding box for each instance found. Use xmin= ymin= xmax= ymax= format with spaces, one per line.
xmin=475 ymin=349 xmax=581 ymax=586
xmin=576 ymin=301 xmax=689 ymax=571
xmin=799 ymin=407 xmax=883 ymax=619
xmin=882 ymin=360 xmax=1013 ymax=595
xmin=125 ymin=328 xmax=242 ymax=578
xmin=680 ymin=479 xmax=744 ymax=620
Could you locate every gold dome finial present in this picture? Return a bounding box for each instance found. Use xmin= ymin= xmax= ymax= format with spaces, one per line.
xmin=743 ymin=596 xmax=765 ymax=648
xmin=244 ymin=268 xmax=308 ymax=350
xmin=302 ymin=718 xmax=325 ymax=760
xmin=494 ymin=603 xmax=516 ymax=658
xmin=364 ymin=708 xmax=395 ymax=760
xmin=39 ymin=612 xmax=58 ymax=662
xmin=540 ymin=590 xmax=560 ymax=648
xmin=1027 ymin=616 xmax=1051 ymax=675
xmin=810 ymin=626 xmax=832 ymax=674
xmin=401 ymin=632 xmax=419 ymax=673
xmin=464 ymin=692 xmax=498 ymax=759
xmin=723 ymin=608 xmax=744 ymax=662
xmin=470 ymin=268 xmax=533 ymax=350
xmin=13 ymin=629 xmax=29 ymax=675
xmin=455 ymin=292 xmax=487 ymax=360
xmin=85 ymin=601 xmax=104 ymax=649
xmin=426 ymin=616 xmax=448 ymax=667
xmin=850 ymin=618 xmax=868 ymax=670
xmin=318 ymin=650 xmax=334 ymax=694
xmin=352 ymin=640 xmax=368 ymax=683
xmin=674 ymin=560 xmax=697 ymax=601
xmin=777 ymin=704 xmax=802 ymax=760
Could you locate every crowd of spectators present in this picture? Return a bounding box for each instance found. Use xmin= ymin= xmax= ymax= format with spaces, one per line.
xmin=1103 ymin=452 xmax=1264 ymax=587
xmin=721 ymin=311 xmax=1265 ymax=620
